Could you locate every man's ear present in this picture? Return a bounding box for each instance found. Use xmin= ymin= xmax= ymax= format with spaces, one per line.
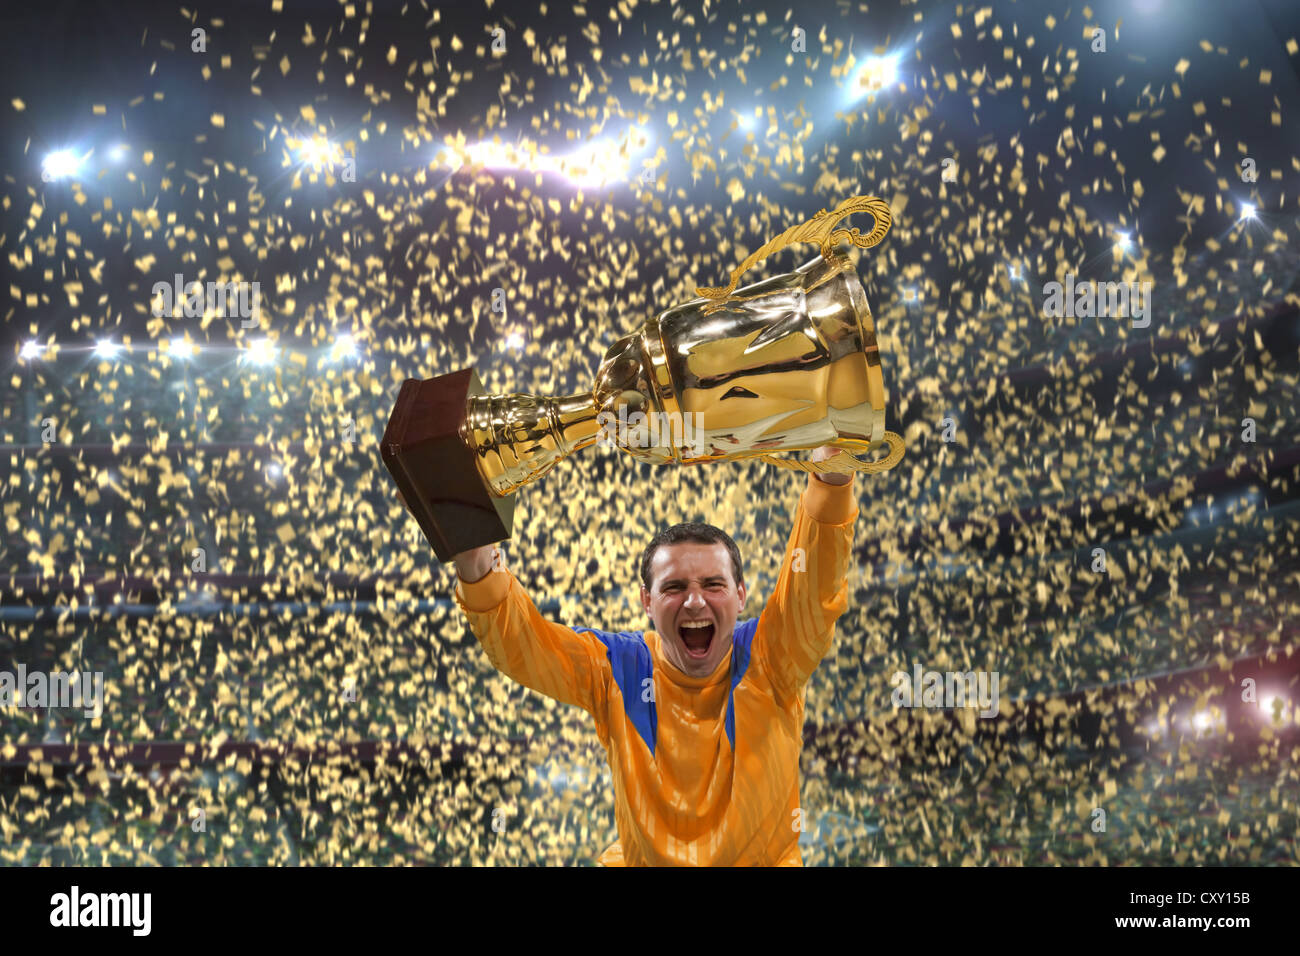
xmin=640 ymin=584 xmax=651 ymax=617
xmin=737 ymin=581 xmax=747 ymax=612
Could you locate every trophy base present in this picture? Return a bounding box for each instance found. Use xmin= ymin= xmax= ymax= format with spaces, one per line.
xmin=381 ymin=368 xmax=515 ymax=562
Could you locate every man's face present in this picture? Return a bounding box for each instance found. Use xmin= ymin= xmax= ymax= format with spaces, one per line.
xmin=641 ymin=542 xmax=746 ymax=678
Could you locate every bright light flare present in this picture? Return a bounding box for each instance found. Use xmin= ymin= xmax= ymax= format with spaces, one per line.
xmin=243 ymin=338 xmax=278 ymax=366
xmin=1256 ymin=694 xmax=1294 ymax=727
xmin=1239 ymin=202 xmax=1256 ymax=220
xmin=560 ymin=134 xmax=642 ymax=188
xmin=297 ymin=136 xmax=342 ymax=170
xmin=563 ymin=141 xmax=623 ymax=187
xmin=20 ymin=341 xmax=43 ymax=360
xmin=42 ymin=149 xmax=82 ymax=181
xmin=1188 ymin=708 xmax=1226 ymax=735
xmin=470 ymin=140 xmax=523 ymax=170
xmin=850 ymin=52 xmax=903 ymax=101
xmin=330 ymin=334 xmax=358 ymax=360
xmin=442 ymin=127 xmax=650 ymax=189
xmin=93 ymin=339 xmax=120 ymax=359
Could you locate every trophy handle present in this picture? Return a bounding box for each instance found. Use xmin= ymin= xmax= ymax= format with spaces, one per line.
xmin=696 ymin=196 xmax=893 ymax=301
xmin=756 ymin=431 xmax=905 ymax=476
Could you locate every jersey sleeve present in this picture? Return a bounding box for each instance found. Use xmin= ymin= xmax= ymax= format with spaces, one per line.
xmin=754 ymin=476 xmax=859 ymax=699
xmin=453 ymin=554 xmax=611 ymax=731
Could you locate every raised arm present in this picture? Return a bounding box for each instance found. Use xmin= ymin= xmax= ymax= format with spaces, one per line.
xmin=393 ymin=489 xmax=611 ymax=722
xmin=754 ymin=446 xmax=859 ymax=699
xmin=452 ymin=545 xmax=612 ymax=724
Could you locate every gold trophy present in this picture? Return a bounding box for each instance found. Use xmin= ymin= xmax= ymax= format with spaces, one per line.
xmin=382 ymin=196 xmax=906 ymax=560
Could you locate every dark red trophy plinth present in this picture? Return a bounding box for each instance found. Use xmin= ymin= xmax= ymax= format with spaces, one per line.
xmin=381 ymin=368 xmax=515 ymax=562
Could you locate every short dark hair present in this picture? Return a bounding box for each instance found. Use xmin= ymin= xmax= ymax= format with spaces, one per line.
xmin=640 ymin=522 xmax=745 ymax=592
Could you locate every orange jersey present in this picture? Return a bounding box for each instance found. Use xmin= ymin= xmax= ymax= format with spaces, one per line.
xmin=453 ymin=477 xmax=858 ymax=866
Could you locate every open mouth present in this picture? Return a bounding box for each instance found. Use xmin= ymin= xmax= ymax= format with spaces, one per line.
xmin=678 ymin=620 xmax=716 ymax=659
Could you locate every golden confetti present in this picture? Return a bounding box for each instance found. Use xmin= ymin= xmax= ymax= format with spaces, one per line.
xmin=0 ymin=0 xmax=1296 ymax=870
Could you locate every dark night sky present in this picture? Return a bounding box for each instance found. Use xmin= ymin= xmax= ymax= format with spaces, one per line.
xmin=5 ymin=0 xmax=1300 ymax=356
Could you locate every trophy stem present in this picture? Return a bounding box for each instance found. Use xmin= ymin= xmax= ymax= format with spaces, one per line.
xmin=462 ymin=391 xmax=603 ymax=496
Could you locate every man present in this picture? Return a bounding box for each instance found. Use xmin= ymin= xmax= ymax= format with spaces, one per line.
xmin=449 ymin=445 xmax=858 ymax=866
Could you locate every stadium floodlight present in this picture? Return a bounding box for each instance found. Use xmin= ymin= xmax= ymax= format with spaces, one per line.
xmin=20 ymin=341 xmax=43 ymax=360
xmin=850 ymin=52 xmax=903 ymax=101
xmin=94 ymin=339 xmax=120 ymax=359
xmin=298 ymin=136 xmax=341 ymax=169
xmin=1257 ymin=694 xmax=1293 ymax=726
xmin=330 ymin=333 xmax=358 ymax=360
xmin=561 ymin=137 xmax=634 ymax=188
xmin=42 ymin=149 xmax=81 ymax=181
xmin=243 ymin=338 xmax=277 ymax=366
xmin=445 ymin=128 xmax=649 ymax=190
xmin=1189 ymin=708 xmax=1224 ymax=735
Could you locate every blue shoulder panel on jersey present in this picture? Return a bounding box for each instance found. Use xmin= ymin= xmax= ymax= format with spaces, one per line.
xmin=725 ymin=618 xmax=759 ymax=750
xmin=573 ymin=627 xmax=656 ymax=758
